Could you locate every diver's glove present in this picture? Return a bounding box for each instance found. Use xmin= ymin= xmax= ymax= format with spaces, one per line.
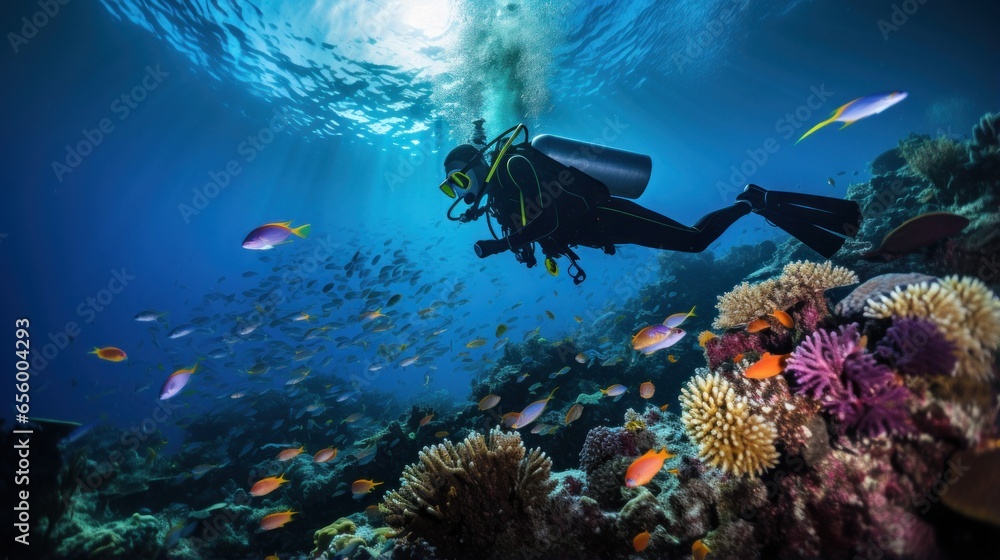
xmin=474 ymin=239 xmax=508 ymax=258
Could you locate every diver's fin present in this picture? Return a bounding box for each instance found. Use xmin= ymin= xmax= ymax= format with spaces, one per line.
xmin=756 ymin=190 xmax=862 ymax=258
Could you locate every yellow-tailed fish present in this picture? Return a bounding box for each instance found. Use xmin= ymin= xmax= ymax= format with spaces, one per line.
xmin=512 ymin=388 xmax=559 ymax=429
xmin=796 ymin=91 xmax=908 ymax=144
xmin=663 ymin=305 xmax=696 ymax=328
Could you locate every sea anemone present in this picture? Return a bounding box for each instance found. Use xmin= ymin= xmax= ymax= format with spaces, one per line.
xmin=679 ymin=371 xmax=779 ymax=476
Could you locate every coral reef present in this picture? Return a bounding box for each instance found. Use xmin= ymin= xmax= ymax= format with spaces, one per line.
xmin=864 ymin=275 xmax=1000 ymax=380
xmin=380 ymin=427 xmax=557 ymax=559
xmin=311 ymin=517 xmax=357 ymax=556
xmin=714 ymin=260 xmax=858 ymax=329
xmin=679 ymin=371 xmax=779 ymax=476
xmin=900 ymin=134 xmax=968 ymax=189
xmin=786 ymin=324 xmax=913 ymax=438
xmin=834 ymin=272 xmax=937 ymax=317
xmin=875 ymin=317 xmax=958 ymax=376
xmin=968 ymin=112 xmax=1000 ymax=166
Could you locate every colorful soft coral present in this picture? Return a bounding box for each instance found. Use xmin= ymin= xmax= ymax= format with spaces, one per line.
xmin=786 ymin=323 xmax=914 ymax=438
xmin=874 ymin=317 xmax=958 ymax=377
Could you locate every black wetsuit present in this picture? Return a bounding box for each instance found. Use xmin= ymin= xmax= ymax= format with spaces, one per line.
xmin=484 ymin=142 xmax=751 ymax=260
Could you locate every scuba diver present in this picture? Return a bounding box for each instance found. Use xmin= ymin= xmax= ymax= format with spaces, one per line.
xmin=439 ymin=123 xmax=862 ymax=284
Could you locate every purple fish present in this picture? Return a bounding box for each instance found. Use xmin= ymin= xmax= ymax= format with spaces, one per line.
xmin=796 ymin=91 xmax=908 ymax=144
xmin=159 ymin=363 xmax=197 ymax=400
xmin=637 ymin=327 xmax=686 ymax=355
xmin=242 ymin=221 xmax=311 ymax=250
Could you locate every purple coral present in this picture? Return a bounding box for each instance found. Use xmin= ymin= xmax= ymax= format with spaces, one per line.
xmin=875 ymin=317 xmax=957 ymax=377
xmin=579 ymin=426 xmax=638 ymax=472
xmin=787 ymin=324 xmax=913 ymax=438
xmin=705 ymin=331 xmax=764 ymax=369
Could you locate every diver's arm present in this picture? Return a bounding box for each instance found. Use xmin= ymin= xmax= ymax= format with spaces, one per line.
xmin=475 ymin=153 xmax=557 ymax=260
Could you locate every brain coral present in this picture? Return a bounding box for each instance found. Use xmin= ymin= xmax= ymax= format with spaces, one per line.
xmin=679 ymin=371 xmax=780 ymax=476
xmin=864 ymin=275 xmax=1000 ymax=380
xmin=715 ymin=260 xmax=858 ymax=329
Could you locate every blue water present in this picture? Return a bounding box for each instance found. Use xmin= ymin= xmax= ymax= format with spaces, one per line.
xmin=2 ymin=0 xmax=997 ymax=437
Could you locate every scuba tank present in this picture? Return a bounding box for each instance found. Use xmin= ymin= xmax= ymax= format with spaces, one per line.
xmin=530 ymin=134 xmax=652 ymax=199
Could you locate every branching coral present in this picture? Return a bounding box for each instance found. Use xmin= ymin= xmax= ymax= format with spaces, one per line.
xmin=786 ymin=324 xmax=913 ymax=438
xmin=714 ymin=261 xmax=858 ymax=329
xmin=875 ymin=317 xmax=957 ymax=377
xmin=380 ymin=427 xmax=556 ymax=559
xmin=864 ymin=275 xmax=1000 ymax=380
xmin=679 ymin=371 xmax=779 ymax=476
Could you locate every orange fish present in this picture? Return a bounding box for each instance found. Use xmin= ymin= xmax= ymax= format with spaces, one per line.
xmin=259 ymin=510 xmax=296 ymax=531
xmin=746 ymin=318 xmax=770 ymax=333
xmin=313 ymin=447 xmax=338 ymax=463
xmin=639 ymin=381 xmax=655 ymax=399
xmin=667 ymin=468 xmax=680 ymax=475
xmin=351 ymin=479 xmax=383 ymax=497
xmin=659 ymin=404 xmax=669 ymax=411
xmin=733 ymin=353 xmax=745 ymax=364
xmin=633 ymin=530 xmax=651 ymax=552
xmin=770 ymin=309 xmax=794 ymax=328
xmin=564 ymin=403 xmax=583 ymax=425
xmin=501 ymin=412 xmax=521 ymax=428
xmin=692 ymin=538 xmax=711 ymax=560
xmin=276 ymin=446 xmax=304 ymax=461
xmin=434 ymin=431 xmax=449 ymax=438
xmin=667 ymin=354 xmax=678 ymax=363
xmin=625 ymin=448 xmax=674 ymax=488
xmin=250 ymin=474 xmax=289 ymax=497
xmin=89 ymin=346 xmax=127 ymax=362
xmin=419 ymin=413 xmax=434 ymax=426
xmin=744 ymin=352 xmax=790 ymax=379
xmin=478 ymin=394 xmax=501 ymax=410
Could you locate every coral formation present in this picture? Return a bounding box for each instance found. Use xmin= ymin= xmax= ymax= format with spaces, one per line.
xmin=899 ymin=135 xmax=968 ymax=188
xmin=786 ymin=324 xmax=913 ymax=438
xmin=864 ymin=275 xmax=1000 ymax=380
xmin=714 ymin=260 xmax=857 ymax=329
xmin=834 ymin=273 xmax=937 ymax=317
xmin=380 ymin=427 xmax=556 ymax=559
xmin=968 ymin=112 xmax=1000 ymax=165
xmin=679 ymin=371 xmax=779 ymax=476
xmin=875 ymin=317 xmax=958 ymax=377
xmin=311 ymin=517 xmax=357 ymax=556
